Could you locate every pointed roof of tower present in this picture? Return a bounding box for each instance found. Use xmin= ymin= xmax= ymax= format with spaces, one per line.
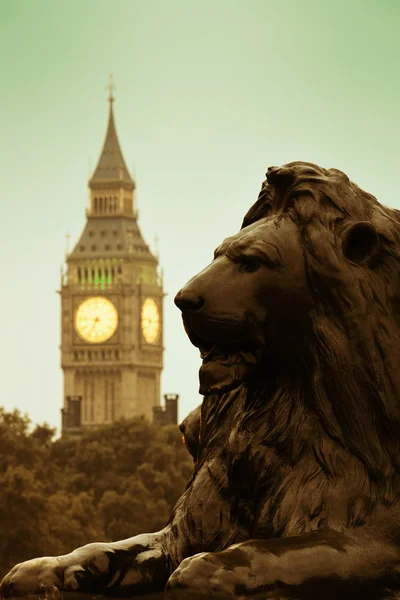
xmin=89 ymin=76 xmax=134 ymax=189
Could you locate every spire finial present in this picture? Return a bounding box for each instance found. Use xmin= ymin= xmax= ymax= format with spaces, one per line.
xmin=106 ymin=73 xmax=116 ymax=104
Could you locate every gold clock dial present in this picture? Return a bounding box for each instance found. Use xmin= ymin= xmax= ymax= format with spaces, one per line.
xmin=75 ymin=297 xmax=118 ymax=343
xmin=141 ymin=298 xmax=160 ymax=344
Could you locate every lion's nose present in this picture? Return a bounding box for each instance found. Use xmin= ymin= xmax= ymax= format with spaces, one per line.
xmin=174 ymin=289 xmax=204 ymax=312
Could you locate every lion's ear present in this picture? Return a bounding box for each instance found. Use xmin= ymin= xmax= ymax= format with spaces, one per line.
xmin=342 ymin=221 xmax=380 ymax=265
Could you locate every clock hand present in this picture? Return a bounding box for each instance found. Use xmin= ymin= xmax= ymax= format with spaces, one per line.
xmin=89 ymin=316 xmax=100 ymax=333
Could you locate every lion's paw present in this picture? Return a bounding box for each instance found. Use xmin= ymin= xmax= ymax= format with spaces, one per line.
xmin=0 ymin=557 xmax=65 ymax=598
xmin=165 ymin=553 xmax=240 ymax=599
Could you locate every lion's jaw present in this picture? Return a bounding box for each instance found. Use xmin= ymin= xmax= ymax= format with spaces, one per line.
xmin=182 ymin=315 xmax=265 ymax=396
xmin=199 ymin=344 xmax=262 ymax=395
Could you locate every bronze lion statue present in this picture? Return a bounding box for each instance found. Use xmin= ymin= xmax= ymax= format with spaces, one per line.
xmin=2 ymin=161 xmax=400 ymax=599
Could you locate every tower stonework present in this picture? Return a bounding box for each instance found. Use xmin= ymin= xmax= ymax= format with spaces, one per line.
xmin=60 ymin=92 xmax=163 ymax=433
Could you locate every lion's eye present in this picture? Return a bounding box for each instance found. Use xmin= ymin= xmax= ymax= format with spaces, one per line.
xmin=238 ymin=258 xmax=262 ymax=273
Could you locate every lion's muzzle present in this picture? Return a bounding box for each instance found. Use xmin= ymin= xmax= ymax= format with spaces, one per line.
xmin=175 ymin=282 xmax=265 ymax=396
xmin=174 ymin=288 xmax=204 ymax=313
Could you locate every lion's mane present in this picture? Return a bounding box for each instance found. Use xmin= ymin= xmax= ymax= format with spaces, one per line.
xmin=194 ymin=162 xmax=400 ymax=545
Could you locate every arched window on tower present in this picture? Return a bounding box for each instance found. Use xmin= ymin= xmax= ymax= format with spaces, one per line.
xmin=94 ymin=267 xmax=99 ymax=286
xmin=100 ymin=265 xmax=106 ymax=289
xmin=111 ymin=266 xmax=115 ymax=282
xmin=84 ymin=267 xmax=88 ymax=283
xmin=94 ymin=197 xmax=98 ymax=214
xmin=77 ymin=266 xmax=81 ymax=283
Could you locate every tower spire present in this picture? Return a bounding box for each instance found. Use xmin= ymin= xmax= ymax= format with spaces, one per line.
xmin=89 ymin=76 xmax=134 ymax=190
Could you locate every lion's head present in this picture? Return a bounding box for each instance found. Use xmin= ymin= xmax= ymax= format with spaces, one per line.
xmin=175 ymin=162 xmax=400 ymax=482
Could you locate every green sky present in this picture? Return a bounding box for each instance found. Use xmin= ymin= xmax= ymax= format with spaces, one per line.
xmin=1 ymin=0 xmax=399 ymax=431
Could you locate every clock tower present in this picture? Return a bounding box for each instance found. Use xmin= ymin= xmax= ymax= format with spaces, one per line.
xmin=60 ymin=86 xmax=163 ymax=433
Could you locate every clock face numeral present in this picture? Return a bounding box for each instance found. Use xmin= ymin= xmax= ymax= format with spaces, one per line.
xmin=75 ymin=297 xmax=118 ymax=343
xmin=141 ymin=298 xmax=160 ymax=344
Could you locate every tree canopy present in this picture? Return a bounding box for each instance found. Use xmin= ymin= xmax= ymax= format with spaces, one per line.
xmin=0 ymin=408 xmax=193 ymax=579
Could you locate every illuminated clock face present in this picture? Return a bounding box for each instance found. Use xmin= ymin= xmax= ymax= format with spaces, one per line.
xmin=75 ymin=297 xmax=118 ymax=343
xmin=141 ymin=298 xmax=160 ymax=344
